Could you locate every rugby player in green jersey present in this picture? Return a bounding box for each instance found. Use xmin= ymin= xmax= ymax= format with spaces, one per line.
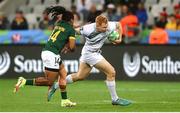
xmin=14 ymin=6 xmax=76 ymax=107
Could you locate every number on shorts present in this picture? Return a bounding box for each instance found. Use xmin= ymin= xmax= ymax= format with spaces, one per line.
xmin=49 ymin=30 xmax=61 ymax=42
xmin=55 ymin=57 xmax=60 ymax=65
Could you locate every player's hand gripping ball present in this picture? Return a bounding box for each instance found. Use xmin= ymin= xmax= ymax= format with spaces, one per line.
xmin=108 ymin=31 xmax=119 ymax=41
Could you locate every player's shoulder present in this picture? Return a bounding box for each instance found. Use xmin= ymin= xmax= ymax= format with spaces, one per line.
xmin=81 ymin=23 xmax=96 ymax=34
xmin=83 ymin=23 xmax=95 ymax=29
xmin=56 ymin=21 xmax=74 ymax=32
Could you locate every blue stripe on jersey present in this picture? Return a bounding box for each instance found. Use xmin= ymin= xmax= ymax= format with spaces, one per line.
xmin=86 ymin=31 xmax=101 ymax=39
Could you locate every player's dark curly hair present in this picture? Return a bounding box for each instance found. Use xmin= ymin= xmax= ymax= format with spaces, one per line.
xmin=46 ymin=6 xmax=74 ymax=22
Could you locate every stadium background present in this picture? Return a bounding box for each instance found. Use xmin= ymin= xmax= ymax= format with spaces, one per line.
xmin=0 ymin=0 xmax=180 ymax=112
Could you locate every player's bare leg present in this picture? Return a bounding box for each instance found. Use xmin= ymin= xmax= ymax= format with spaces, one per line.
xmin=94 ymin=58 xmax=131 ymax=106
xmin=14 ymin=70 xmax=58 ymax=93
xmin=48 ymin=62 xmax=92 ymax=100
xmin=68 ymin=62 xmax=92 ymax=83
xmin=48 ymin=64 xmax=67 ymax=101
xmin=48 ymin=64 xmax=76 ymax=106
xmin=59 ymin=64 xmax=76 ymax=107
xmin=44 ymin=61 xmax=66 ymax=101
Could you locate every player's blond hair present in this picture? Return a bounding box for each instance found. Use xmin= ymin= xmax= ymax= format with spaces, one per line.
xmin=95 ymin=15 xmax=108 ymax=26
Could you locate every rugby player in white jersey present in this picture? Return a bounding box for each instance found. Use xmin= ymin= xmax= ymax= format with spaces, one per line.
xmin=48 ymin=15 xmax=132 ymax=106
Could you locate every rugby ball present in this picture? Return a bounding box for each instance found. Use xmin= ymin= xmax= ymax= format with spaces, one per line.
xmin=108 ymin=31 xmax=119 ymax=41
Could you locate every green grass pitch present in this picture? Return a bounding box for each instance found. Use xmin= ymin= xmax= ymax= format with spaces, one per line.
xmin=0 ymin=79 xmax=180 ymax=112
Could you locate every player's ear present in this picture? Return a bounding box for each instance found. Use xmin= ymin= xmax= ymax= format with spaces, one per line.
xmin=56 ymin=14 xmax=62 ymax=21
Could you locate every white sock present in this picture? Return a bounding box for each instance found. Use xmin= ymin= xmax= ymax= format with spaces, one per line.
xmin=54 ymin=82 xmax=59 ymax=89
xmin=66 ymin=74 xmax=73 ymax=84
xmin=106 ymin=80 xmax=119 ymax=101
xmin=53 ymin=74 xmax=73 ymax=90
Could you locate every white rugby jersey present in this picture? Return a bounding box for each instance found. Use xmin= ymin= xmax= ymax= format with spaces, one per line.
xmin=80 ymin=22 xmax=117 ymax=54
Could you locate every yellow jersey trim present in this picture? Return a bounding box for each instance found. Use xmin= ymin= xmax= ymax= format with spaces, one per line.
xmin=69 ymin=36 xmax=76 ymax=40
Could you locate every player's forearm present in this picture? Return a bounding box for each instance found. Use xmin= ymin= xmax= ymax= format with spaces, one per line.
xmin=69 ymin=46 xmax=75 ymax=52
xmin=75 ymin=27 xmax=81 ymax=35
xmin=115 ymin=22 xmax=122 ymax=44
xmin=69 ymin=39 xmax=76 ymax=52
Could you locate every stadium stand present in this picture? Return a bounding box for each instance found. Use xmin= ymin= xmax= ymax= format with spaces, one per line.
xmin=173 ymin=0 xmax=180 ymax=5
xmin=43 ymin=0 xmax=57 ymax=6
xmin=0 ymin=0 xmax=179 ymax=44
xmin=25 ymin=13 xmax=38 ymax=29
xmin=27 ymin=0 xmax=42 ymax=7
xmin=158 ymin=0 xmax=172 ymax=6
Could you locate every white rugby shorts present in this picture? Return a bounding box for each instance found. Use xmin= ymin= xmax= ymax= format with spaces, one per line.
xmin=80 ymin=52 xmax=104 ymax=66
xmin=41 ymin=50 xmax=61 ymax=71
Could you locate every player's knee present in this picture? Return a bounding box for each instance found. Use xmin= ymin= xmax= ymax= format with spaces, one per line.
xmin=108 ymin=69 xmax=116 ymax=78
xmin=59 ymin=85 xmax=66 ymax=91
xmin=59 ymin=79 xmax=66 ymax=85
xmin=112 ymin=69 xmax=116 ymax=78
xmin=110 ymin=68 xmax=116 ymax=76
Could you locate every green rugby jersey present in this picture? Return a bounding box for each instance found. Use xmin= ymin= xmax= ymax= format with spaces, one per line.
xmin=43 ymin=20 xmax=75 ymax=54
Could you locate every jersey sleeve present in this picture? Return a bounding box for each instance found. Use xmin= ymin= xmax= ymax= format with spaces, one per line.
xmin=108 ymin=22 xmax=117 ymax=31
xmin=79 ymin=25 xmax=87 ymax=35
xmin=79 ymin=23 xmax=95 ymax=36
xmin=79 ymin=26 xmax=84 ymax=35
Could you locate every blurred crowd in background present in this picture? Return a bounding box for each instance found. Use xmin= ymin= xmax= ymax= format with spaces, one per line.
xmin=0 ymin=0 xmax=180 ymax=44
